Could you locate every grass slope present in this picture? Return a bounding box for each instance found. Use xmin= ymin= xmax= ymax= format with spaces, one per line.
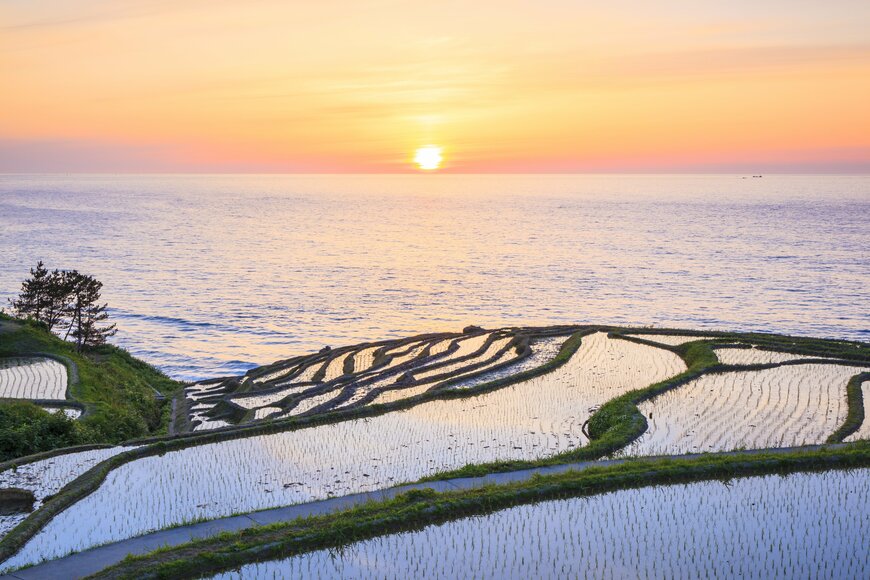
xmin=0 ymin=314 xmax=183 ymax=461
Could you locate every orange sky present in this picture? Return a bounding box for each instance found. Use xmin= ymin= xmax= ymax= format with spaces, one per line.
xmin=1 ymin=0 xmax=869 ymax=173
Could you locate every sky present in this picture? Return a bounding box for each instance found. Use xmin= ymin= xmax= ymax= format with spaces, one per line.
xmin=1 ymin=0 xmax=869 ymax=173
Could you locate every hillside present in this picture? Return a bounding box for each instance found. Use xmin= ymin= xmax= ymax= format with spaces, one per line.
xmin=0 ymin=325 xmax=867 ymax=577
xmin=0 ymin=314 xmax=183 ymax=461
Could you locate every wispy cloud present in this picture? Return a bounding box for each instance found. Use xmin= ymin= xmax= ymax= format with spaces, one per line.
xmin=1 ymin=1 xmax=868 ymax=172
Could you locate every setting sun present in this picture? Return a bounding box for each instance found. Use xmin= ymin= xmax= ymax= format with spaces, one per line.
xmin=414 ymin=146 xmax=443 ymax=171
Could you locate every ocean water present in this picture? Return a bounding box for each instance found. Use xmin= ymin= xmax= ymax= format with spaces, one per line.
xmin=0 ymin=174 xmax=867 ymax=381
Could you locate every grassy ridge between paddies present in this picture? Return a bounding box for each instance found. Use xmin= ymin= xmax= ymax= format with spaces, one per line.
xmin=1 ymin=326 xmax=867 ymax=568
xmin=422 ymin=330 xmax=870 ymax=480
xmin=0 ymin=328 xmax=590 ymax=565
xmin=88 ymin=443 xmax=870 ymax=580
xmin=416 ymin=335 xmax=718 ymax=480
xmin=0 ymin=314 xmax=183 ymax=461
xmin=828 ymin=371 xmax=869 ymax=443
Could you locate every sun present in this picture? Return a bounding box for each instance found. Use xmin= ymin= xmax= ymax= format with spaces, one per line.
xmin=414 ymin=145 xmax=443 ymax=171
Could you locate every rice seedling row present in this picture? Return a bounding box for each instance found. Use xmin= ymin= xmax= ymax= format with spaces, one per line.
xmin=320 ymin=352 xmax=352 ymax=382
xmin=411 ymin=334 xmax=507 ymax=381
xmin=252 ymin=407 xmax=282 ymax=421
xmin=446 ymin=335 xmax=567 ymax=390
xmin=228 ymin=384 xmax=313 ymax=410
xmin=274 ymin=358 xmax=325 ymax=386
xmin=624 ymin=363 xmax=862 ymax=456
xmin=185 ymin=331 xmax=518 ymax=429
xmin=438 ymin=333 xmax=490 ymax=360
xmin=427 ymin=338 xmax=454 ymax=357
xmin=331 ymin=334 xmax=522 ymax=410
xmin=191 ymin=417 xmax=231 ymax=431
xmin=715 ymin=346 xmax=832 ymax=366
xmin=0 ymin=446 xmax=135 ymax=539
xmin=1 ymin=333 xmax=684 ymax=565
xmin=0 ymin=357 xmax=68 ymax=401
xmin=207 ymin=469 xmax=869 ymax=580
xmin=281 ymin=389 xmax=343 ymax=417
xmin=378 ymin=341 xmax=430 ymax=370
xmin=368 ymin=383 xmax=437 ymax=405
xmin=250 ymin=364 xmax=300 ymax=385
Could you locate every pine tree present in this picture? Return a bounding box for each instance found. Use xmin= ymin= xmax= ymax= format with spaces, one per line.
xmin=9 ymin=261 xmax=51 ymax=323
xmin=66 ymin=272 xmax=117 ymax=351
xmin=42 ymin=269 xmax=75 ymax=332
xmin=11 ymin=264 xmax=117 ymax=349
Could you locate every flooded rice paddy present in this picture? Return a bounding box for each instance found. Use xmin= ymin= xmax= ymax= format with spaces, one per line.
xmin=2 ymin=333 xmax=684 ymax=566
xmin=211 ymin=469 xmax=869 ymax=580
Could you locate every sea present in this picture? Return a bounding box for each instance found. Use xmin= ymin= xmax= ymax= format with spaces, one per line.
xmin=0 ymin=174 xmax=867 ymax=381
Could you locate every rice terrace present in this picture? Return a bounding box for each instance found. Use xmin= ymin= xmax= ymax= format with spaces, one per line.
xmin=2 ymin=2 xmax=870 ymax=577
xmin=0 ymin=317 xmax=868 ymax=578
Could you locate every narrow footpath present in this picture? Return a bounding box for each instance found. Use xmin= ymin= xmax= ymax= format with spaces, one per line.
xmin=0 ymin=443 xmax=846 ymax=579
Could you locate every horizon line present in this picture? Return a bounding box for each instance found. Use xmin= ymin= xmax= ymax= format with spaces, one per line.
xmin=2 ymin=171 xmax=869 ymax=176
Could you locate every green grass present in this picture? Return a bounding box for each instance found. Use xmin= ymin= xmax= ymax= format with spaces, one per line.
xmin=0 ymin=314 xmax=183 ymax=460
xmin=419 ymin=338 xmax=721 ymax=480
xmin=0 ymin=402 xmax=81 ymax=462
xmin=1 ymin=324 xmax=867 ymax=571
xmin=827 ymin=372 xmax=869 ymax=443
xmin=86 ymin=443 xmax=870 ymax=580
xmin=609 ymin=326 xmax=870 ymax=361
xmin=423 ymin=331 xmax=870 ymax=480
xmin=0 ymin=330 xmax=590 ymax=565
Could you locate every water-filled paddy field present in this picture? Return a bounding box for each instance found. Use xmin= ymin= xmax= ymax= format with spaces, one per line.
xmin=0 ymin=357 xmax=67 ymax=400
xmin=0 ymin=446 xmax=135 ymax=537
xmin=211 ymin=469 xmax=869 ymax=579
xmin=626 ymin=363 xmax=858 ymax=456
xmin=1 ymin=333 xmax=685 ymax=566
xmin=0 ymin=326 xmax=868 ymax=576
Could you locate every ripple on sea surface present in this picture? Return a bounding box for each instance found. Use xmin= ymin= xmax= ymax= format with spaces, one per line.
xmin=0 ymin=174 xmax=867 ymax=380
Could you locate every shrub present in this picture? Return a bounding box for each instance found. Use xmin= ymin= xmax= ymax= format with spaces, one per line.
xmin=0 ymin=401 xmax=82 ymax=462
